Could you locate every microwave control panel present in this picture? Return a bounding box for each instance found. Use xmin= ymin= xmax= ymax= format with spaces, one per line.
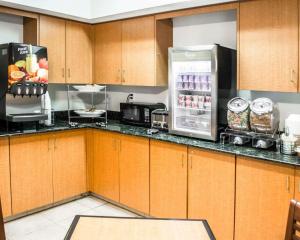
xmin=144 ymin=108 xmax=150 ymax=123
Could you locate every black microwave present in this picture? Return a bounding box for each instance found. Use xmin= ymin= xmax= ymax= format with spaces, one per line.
xmin=120 ymin=102 xmax=166 ymax=127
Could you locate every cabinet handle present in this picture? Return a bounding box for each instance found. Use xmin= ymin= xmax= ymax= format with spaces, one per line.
xmin=48 ymin=139 xmax=51 ymax=152
xmin=122 ymin=70 xmax=125 ymax=83
xmin=62 ymin=68 xmax=65 ymax=78
xmin=113 ymin=139 xmax=116 ymax=151
xmin=118 ymin=69 xmax=121 ymax=82
xmin=119 ymin=139 xmax=122 ymax=152
xmin=181 ymin=154 xmax=184 ymax=168
xmin=298 ymin=180 xmax=300 ymax=193
xmin=190 ymin=156 xmax=193 ymax=169
xmin=290 ymin=69 xmax=296 ymax=84
xmin=286 ymin=176 xmax=290 ymax=192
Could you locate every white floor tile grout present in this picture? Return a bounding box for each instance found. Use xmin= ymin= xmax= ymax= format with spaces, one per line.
xmin=4 ymin=196 xmax=138 ymax=240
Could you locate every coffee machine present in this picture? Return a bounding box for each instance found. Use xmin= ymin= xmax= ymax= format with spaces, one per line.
xmin=0 ymin=43 xmax=49 ymax=123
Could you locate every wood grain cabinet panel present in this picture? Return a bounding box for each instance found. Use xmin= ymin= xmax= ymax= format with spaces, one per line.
xmin=188 ymin=148 xmax=235 ymax=240
xmin=295 ymin=168 xmax=300 ymax=201
xmin=235 ymin=156 xmax=294 ymax=240
xmin=86 ymin=129 xmax=94 ymax=192
xmin=93 ymin=17 xmax=171 ymax=86
xmin=10 ymin=134 xmax=53 ymax=215
xmin=53 ymin=130 xmax=87 ymax=202
xmin=93 ymin=131 xmax=120 ymax=202
xmin=66 ymin=21 xmax=93 ymax=84
xmin=94 ymin=21 xmax=122 ymax=85
xmin=0 ymin=137 xmax=11 ymax=217
xmin=119 ymin=135 xmax=149 ymax=214
xmin=239 ymin=0 xmax=298 ymax=92
xmin=121 ymin=16 xmax=155 ymax=86
xmin=150 ymin=140 xmax=187 ymax=218
xmin=40 ymin=15 xmax=66 ymax=84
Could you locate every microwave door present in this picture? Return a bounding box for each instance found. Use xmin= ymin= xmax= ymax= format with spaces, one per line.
xmin=123 ymin=106 xmax=140 ymax=121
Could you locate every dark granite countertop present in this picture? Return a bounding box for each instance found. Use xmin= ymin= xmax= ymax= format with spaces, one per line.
xmin=0 ymin=121 xmax=299 ymax=166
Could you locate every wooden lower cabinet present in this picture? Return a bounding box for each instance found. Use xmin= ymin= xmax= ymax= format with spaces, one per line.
xmin=119 ymin=135 xmax=149 ymax=214
xmin=0 ymin=137 xmax=11 ymax=217
xmin=295 ymin=168 xmax=300 ymax=201
xmin=86 ymin=129 xmax=94 ymax=191
xmin=235 ymin=157 xmax=295 ymax=240
xmin=53 ymin=131 xmax=87 ymax=202
xmin=93 ymin=131 xmax=120 ymax=202
xmin=150 ymin=140 xmax=187 ymax=218
xmin=188 ymin=148 xmax=235 ymax=240
xmin=10 ymin=134 xmax=53 ymax=214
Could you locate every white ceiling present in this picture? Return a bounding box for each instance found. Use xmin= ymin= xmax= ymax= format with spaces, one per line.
xmin=0 ymin=0 xmax=236 ymax=23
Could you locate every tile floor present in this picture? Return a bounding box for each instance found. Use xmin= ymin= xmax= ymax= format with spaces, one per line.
xmin=4 ymin=196 xmax=139 ymax=240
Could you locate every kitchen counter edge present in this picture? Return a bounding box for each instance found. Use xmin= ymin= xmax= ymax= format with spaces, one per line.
xmin=0 ymin=121 xmax=299 ymax=167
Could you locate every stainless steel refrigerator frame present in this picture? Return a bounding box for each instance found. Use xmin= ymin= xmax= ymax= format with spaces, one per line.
xmin=168 ymin=45 xmax=218 ymax=141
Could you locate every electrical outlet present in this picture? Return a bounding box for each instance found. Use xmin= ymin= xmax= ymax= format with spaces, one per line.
xmin=130 ymin=93 xmax=134 ymax=101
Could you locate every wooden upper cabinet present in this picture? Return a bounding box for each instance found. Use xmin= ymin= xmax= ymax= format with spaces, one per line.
xmin=94 ymin=21 xmax=122 ymax=85
xmin=155 ymin=19 xmax=173 ymax=86
xmin=150 ymin=140 xmax=187 ymax=218
xmin=93 ymin=131 xmax=120 ymax=202
xmin=0 ymin=137 xmax=11 ymax=218
xmin=235 ymin=157 xmax=294 ymax=240
xmin=122 ymin=16 xmax=155 ymax=86
xmin=188 ymin=148 xmax=235 ymax=240
xmin=53 ymin=130 xmax=87 ymax=202
xmin=93 ymin=16 xmax=171 ymax=86
xmin=119 ymin=135 xmax=149 ymax=214
xmin=66 ymin=21 xmax=93 ymax=84
xmin=239 ymin=0 xmax=299 ymax=92
xmin=10 ymin=134 xmax=53 ymax=215
xmin=40 ymin=15 xmax=66 ymax=84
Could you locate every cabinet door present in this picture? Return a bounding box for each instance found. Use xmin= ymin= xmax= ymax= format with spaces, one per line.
xmin=86 ymin=129 xmax=94 ymax=192
xmin=94 ymin=22 xmax=122 ymax=85
xmin=239 ymin=0 xmax=298 ymax=92
xmin=53 ymin=131 xmax=87 ymax=202
xmin=119 ymin=135 xmax=149 ymax=214
xmin=188 ymin=148 xmax=235 ymax=240
xmin=93 ymin=131 xmax=119 ymax=202
xmin=235 ymin=157 xmax=294 ymax=240
xmin=66 ymin=21 xmax=93 ymax=84
xmin=10 ymin=134 xmax=53 ymax=214
xmin=0 ymin=137 xmax=11 ymax=217
xmin=40 ymin=15 xmax=66 ymax=84
xmin=295 ymin=168 xmax=300 ymax=201
xmin=150 ymin=140 xmax=187 ymax=218
xmin=122 ymin=16 xmax=155 ymax=86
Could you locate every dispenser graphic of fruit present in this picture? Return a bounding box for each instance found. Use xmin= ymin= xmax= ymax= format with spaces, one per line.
xmin=3 ymin=43 xmax=48 ymax=91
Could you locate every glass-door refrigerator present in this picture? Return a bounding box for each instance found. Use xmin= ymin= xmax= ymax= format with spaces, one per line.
xmin=168 ymin=45 xmax=236 ymax=141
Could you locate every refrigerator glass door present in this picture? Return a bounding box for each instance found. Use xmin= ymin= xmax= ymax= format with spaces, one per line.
xmin=169 ymin=46 xmax=217 ymax=140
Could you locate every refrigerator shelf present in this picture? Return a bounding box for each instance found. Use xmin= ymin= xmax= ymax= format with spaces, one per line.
xmin=176 ymin=115 xmax=211 ymax=120
xmin=175 ymin=116 xmax=211 ymax=132
xmin=177 ymin=72 xmax=212 ymax=74
xmin=176 ymin=106 xmax=211 ymax=112
xmin=176 ymin=89 xmax=211 ymax=93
